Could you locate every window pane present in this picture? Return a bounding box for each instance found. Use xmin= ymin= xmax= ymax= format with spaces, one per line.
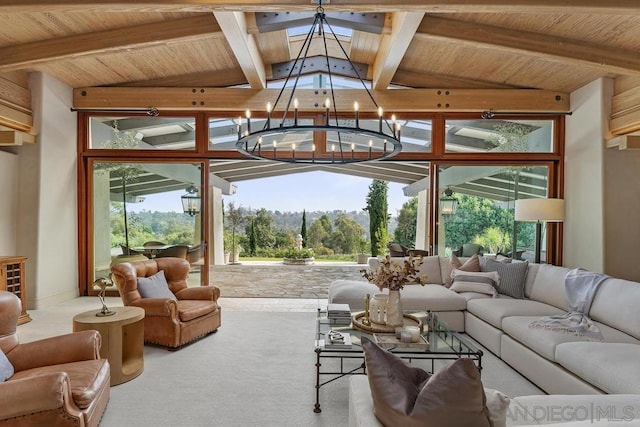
xmin=445 ymin=119 xmax=554 ymax=153
xmin=89 ymin=116 xmax=196 ymax=151
xmin=92 ymin=161 xmax=204 ymax=286
xmin=436 ymin=164 xmax=549 ymax=262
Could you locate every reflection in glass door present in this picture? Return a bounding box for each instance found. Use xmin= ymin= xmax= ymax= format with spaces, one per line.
xmin=92 ymin=161 xmax=205 ymax=287
xmin=435 ymin=164 xmax=549 ymax=262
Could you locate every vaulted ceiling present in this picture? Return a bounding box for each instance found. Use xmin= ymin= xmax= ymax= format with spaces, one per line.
xmin=1 ymin=1 xmax=639 ymax=191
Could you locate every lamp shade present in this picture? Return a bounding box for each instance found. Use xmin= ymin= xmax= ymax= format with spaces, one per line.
xmin=515 ymin=198 xmax=565 ymax=222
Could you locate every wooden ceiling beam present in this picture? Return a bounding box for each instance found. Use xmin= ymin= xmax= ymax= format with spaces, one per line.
xmin=1 ymin=1 xmax=640 ymax=14
xmin=371 ymin=12 xmax=424 ymax=90
xmin=0 ymin=15 xmax=222 ymax=73
xmin=0 ymin=130 xmax=35 ymax=145
xmin=416 ymin=15 xmax=640 ymax=76
xmin=392 ymin=70 xmax=521 ymax=90
xmin=610 ymin=85 xmax=640 ymax=135
xmin=118 ymin=69 xmax=248 ymax=88
xmin=73 ymin=87 xmax=570 ymax=113
xmin=213 ymin=11 xmax=266 ymax=89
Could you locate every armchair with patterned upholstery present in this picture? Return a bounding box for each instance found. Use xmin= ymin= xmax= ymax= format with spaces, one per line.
xmin=110 ymin=257 xmax=221 ymax=350
xmin=0 ymin=291 xmax=110 ymax=426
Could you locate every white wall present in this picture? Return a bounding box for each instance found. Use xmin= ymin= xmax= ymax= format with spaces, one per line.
xmin=0 ymin=150 xmax=19 ymax=254
xmin=564 ymin=78 xmax=609 ymax=272
xmin=16 ymin=72 xmax=78 ymax=308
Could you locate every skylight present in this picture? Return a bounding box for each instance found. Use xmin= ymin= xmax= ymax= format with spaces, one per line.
xmin=287 ymin=24 xmax=352 ymax=38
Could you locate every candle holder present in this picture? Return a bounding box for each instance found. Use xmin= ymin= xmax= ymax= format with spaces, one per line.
xmin=362 ymin=293 xmax=371 ymax=326
xmin=93 ymin=276 xmax=116 ymax=317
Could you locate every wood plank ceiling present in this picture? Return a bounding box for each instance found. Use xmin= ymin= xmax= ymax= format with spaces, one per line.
xmin=1 ymin=1 xmax=639 ymax=187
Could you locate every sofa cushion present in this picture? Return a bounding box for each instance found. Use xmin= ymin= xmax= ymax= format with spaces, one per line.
xmin=137 ymin=270 xmax=177 ymax=300
xmin=362 ymin=337 xmax=491 ymax=427
xmin=450 ymin=269 xmax=499 ymax=297
xmin=400 ymin=285 xmax=467 ymax=311
xmin=528 ymin=264 xmax=572 ymax=311
xmin=555 ymin=342 xmax=640 ymax=394
xmin=589 ymin=278 xmax=640 ymax=341
xmin=10 ymin=359 xmax=110 ymax=409
xmin=416 ymin=256 xmax=443 ymax=285
xmin=328 ymin=280 xmax=380 ymax=310
xmin=503 ymin=315 xmax=584 ymax=361
xmin=522 ymin=263 xmax=540 ymax=299
xmin=467 ymin=299 xmax=563 ymax=329
xmin=483 ymin=259 xmax=529 ymax=299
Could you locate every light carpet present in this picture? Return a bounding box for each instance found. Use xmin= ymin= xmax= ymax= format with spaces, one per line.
xmin=17 ymin=299 xmax=543 ymax=426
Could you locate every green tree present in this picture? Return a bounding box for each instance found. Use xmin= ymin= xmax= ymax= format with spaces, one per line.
xmin=364 ymin=179 xmax=389 ymax=256
xmin=308 ymin=219 xmax=329 ymax=249
xmin=300 ymin=209 xmax=307 ymax=248
xmin=248 ymin=217 xmax=258 ymax=256
xmin=225 ymin=202 xmax=245 ymax=257
xmin=329 ymin=213 xmax=365 ymax=254
xmin=394 ymin=197 xmax=418 ymax=247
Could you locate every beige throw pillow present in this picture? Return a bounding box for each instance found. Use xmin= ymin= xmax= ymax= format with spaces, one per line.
xmin=362 ymin=337 xmax=492 ymax=427
xmin=450 ymin=269 xmax=500 ymax=297
xmin=445 ymin=253 xmax=481 ymax=287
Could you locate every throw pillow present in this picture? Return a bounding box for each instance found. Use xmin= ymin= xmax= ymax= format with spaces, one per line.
xmin=0 ymin=348 xmax=14 ymax=382
xmin=445 ymin=254 xmax=480 ymax=287
xmin=483 ymin=259 xmax=529 ymax=299
xmin=136 ymin=270 xmax=177 ymax=300
xmin=450 ymin=269 xmax=500 ymax=297
xmin=484 ymin=388 xmax=511 ymax=427
xmin=362 ymin=337 xmax=492 ymax=427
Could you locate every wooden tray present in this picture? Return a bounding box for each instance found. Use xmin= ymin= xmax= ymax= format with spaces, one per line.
xmin=351 ymin=311 xmax=422 ymax=334
xmin=374 ymin=333 xmax=430 ymax=350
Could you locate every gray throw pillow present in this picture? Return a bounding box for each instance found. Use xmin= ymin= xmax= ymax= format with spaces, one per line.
xmin=0 ymin=348 xmax=14 ymax=382
xmin=362 ymin=337 xmax=492 ymax=427
xmin=483 ymin=259 xmax=529 ymax=299
xmin=137 ymin=270 xmax=177 ymax=300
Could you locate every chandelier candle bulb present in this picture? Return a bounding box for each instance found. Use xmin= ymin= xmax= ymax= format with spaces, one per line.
xmin=368 ymin=139 xmax=372 ymax=159
xmin=292 ymin=143 xmax=295 ymax=159
xmin=273 ymin=140 xmax=277 ymax=157
xmin=245 ymin=110 xmax=251 ymax=133
xmin=266 ymin=102 xmax=272 ymax=129
xmin=351 ymin=143 xmax=355 ymax=160
xmin=354 ymin=101 xmax=359 ymax=128
xmin=396 ymin=123 xmax=401 ymax=140
xmin=312 ymin=143 xmax=315 ymax=162
xmin=257 ymin=137 xmax=262 ymax=155
xmin=293 ymin=98 xmax=299 ymax=125
xmin=378 ymin=107 xmax=383 ymax=133
xmin=331 ymin=144 xmax=335 ymax=163
xmin=383 ymin=139 xmax=387 ymax=153
xmin=325 ymin=98 xmax=331 ymax=125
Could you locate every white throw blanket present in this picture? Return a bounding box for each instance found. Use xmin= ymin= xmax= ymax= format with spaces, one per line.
xmin=529 ymin=268 xmax=609 ymax=341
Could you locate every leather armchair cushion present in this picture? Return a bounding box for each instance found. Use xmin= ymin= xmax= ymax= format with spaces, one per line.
xmin=177 ymin=300 xmax=218 ymax=322
xmin=10 ymin=359 xmax=109 ymax=409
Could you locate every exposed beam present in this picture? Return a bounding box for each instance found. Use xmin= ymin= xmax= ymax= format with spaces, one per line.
xmin=610 ymin=85 xmax=640 ymax=135
xmin=0 ymin=16 xmax=222 ymax=73
xmin=255 ymin=12 xmax=385 ymax=34
xmin=0 ymin=104 xmax=32 ymax=133
xmin=119 ymin=69 xmax=247 ymax=88
xmin=371 ymin=12 xmax=424 ymax=90
xmin=0 ymin=130 xmax=35 ymax=145
xmin=416 ymin=15 xmax=640 ymax=76
xmin=1 ymin=1 xmax=640 ymax=14
xmin=606 ymin=135 xmax=640 ymax=150
xmin=214 ymin=11 xmax=266 ymax=89
xmin=392 ymin=70 xmax=522 ymax=90
xmin=73 ymin=87 xmax=570 ymax=113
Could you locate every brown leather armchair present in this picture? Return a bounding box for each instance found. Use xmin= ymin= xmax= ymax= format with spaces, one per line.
xmin=111 ymin=257 xmax=221 ymax=349
xmin=0 ymin=291 xmax=110 ymax=427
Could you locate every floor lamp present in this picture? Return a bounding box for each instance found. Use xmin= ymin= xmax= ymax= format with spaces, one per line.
xmin=514 ymin=198 xmax=565 ymax=263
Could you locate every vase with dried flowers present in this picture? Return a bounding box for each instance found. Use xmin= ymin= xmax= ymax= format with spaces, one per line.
xmin=361 ymin=255 xmax=428 ymax=326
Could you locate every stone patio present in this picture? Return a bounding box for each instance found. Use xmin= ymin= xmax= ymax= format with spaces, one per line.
xmin=209 ymin=261 xmax=367 ymax=298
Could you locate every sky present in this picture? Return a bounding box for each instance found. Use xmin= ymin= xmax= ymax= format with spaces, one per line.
xmin=128 ymin=171 xmax=411 ymax=216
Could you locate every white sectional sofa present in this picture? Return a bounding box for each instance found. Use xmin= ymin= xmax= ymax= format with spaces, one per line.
xmin=328 ymin=255 xmax=640 ymax=396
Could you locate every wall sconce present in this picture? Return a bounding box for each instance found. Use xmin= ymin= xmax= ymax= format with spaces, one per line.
xmin=440 ymin=188 xmax=458 ymax=215
xmin=181 ymin=185 xmax=201 ymax=216
xmin=515 ymin=198 xmax=565 ymax=263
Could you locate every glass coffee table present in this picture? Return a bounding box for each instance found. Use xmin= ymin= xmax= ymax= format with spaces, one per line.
xmin=313 ymin=309 xmax=483 ymax=413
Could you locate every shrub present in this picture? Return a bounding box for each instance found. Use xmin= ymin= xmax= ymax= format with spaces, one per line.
xmin=282 ymin=247 xmax=315 ymax=259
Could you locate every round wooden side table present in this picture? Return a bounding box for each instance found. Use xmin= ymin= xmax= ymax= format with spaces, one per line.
xmin=73 ymin=306 xmax=145 ymax=386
